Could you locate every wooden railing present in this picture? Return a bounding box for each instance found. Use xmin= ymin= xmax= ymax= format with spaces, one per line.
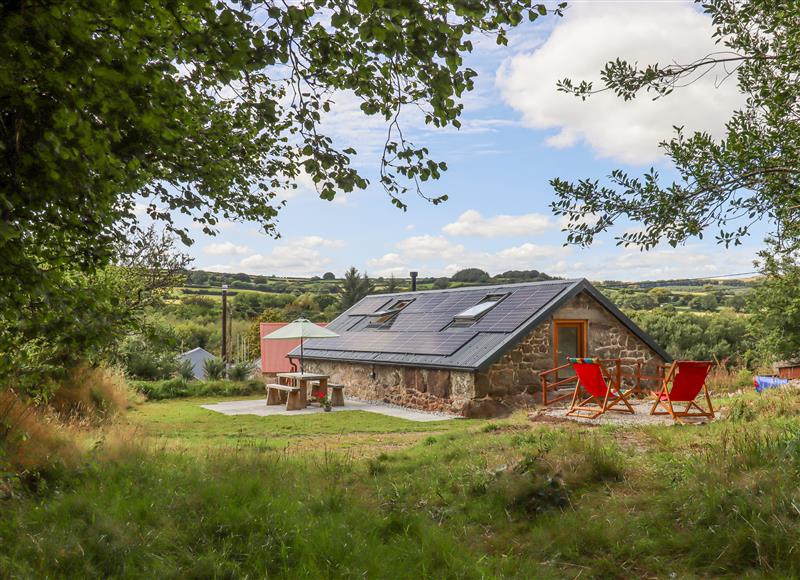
xmin=538 ymin=359 xmax=667 ymax=406
xmin=538 ymin=363 xmax=577 ymax=406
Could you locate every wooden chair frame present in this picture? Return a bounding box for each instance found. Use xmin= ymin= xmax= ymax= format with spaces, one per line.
xmin=650 ymin=361 xmax=714 ymax=422
xmin=566 ymin=360 xmax=635 ymax=420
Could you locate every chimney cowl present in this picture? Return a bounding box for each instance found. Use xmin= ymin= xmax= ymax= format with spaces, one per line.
xmin=410 ymin=271 xmax=418 ymax=291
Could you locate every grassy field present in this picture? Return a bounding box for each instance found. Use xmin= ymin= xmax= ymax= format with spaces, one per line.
xmin=125 ymin=395 xmax=472 ymax=453
xmin=3 ymin=389 xmax=800 ymax=578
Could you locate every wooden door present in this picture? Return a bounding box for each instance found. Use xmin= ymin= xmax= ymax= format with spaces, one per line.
xmin=554 ymin=320 xmax=587 ymax=379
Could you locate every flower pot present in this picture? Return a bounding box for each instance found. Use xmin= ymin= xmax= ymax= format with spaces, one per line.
xmin=324 ymin=406 xmax=332 ymax=412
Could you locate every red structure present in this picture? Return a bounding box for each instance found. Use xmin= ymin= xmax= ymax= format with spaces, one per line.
xmin=259 ymin=322 xmax=328 ymax=375
xmin=776 ymin=362 xmax=800 ymax=380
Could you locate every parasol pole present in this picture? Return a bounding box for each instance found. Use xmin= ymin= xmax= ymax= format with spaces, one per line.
xmin=300 ymin=337 xmax=304 ymax=373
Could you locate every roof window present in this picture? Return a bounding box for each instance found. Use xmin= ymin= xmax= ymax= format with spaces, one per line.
xmin=367 ymin=299 xmax=413 ymax=329
xmin=451 ymin=293 xmax=508 ymax=327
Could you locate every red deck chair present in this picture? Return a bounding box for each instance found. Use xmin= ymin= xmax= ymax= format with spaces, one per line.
xmin=650 ymin=361 xmax=714 ymax=422
xmin=566 ymin=358 xmax=634 ymax=419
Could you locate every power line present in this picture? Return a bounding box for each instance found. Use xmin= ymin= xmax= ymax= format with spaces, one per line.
xmin=595 ymin=271 xmax=760 ymax=289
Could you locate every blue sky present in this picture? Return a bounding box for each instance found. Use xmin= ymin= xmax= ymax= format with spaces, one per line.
xmin=184 ymin=0 xmax=766 ymax=281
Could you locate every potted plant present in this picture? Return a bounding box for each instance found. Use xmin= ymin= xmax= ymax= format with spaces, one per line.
xmin=314 ymin=391 xmax=332 ymax=412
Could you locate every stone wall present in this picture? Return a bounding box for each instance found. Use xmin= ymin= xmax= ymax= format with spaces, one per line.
xmin=301 ymin=359 xmax=475 ymax=414
xmin=475 ymin=291 xmax=666 ymax=399
xmin=474 ymin=320 xmax=552 ymax=398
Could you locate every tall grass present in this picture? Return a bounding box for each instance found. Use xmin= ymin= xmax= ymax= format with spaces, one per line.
xmin=707 ymin=363 xmax=754 ymax=394
xmin=0 ymin=390 xmax=79 ymax=481
xmin=50 ymin=364 xmax=134 ymax=422
xmin=0 ymin=438 xmax=492 ymax=579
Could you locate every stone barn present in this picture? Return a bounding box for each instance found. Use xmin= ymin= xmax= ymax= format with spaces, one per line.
xmin=294 ymin=279 xmax=670 ymax=417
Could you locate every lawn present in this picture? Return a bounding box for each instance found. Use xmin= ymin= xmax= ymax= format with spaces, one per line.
xmin=125 ymin=395 xmax=476 ymax=453
xmin=3 ymin=390 xmax=800 ymax=578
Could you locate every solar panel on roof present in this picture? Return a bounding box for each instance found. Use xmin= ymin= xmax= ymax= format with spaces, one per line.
xmin=292 ymin=280 xmax=579 ymax=368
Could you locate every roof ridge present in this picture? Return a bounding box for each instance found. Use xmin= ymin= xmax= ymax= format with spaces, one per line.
xmin=365 ymin=278 xmax=583 ymax=299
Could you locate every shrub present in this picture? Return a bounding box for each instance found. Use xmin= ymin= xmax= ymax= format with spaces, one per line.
xmin=133 ymin=379 xmax=262 ymax=400
xmin=120 ymin=337 xmax=178 ymax=380
xmin=228 ymin=362 xmax=251 ymax=381
xmin=203 ymin=358 xmax=226 ymax=380
xmin=174 ymin=359 xmax=195 ymax=381
xmin=135 ymin=378 xmax=190 ymax=400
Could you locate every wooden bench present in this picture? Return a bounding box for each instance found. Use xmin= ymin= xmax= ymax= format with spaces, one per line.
xmin=265 ymin=383 xmax=303 ymax=411
xmin=329 ymin=383 xmax=345 ymax=407
xmin=309 ymin=381 xmax=345 ymax=407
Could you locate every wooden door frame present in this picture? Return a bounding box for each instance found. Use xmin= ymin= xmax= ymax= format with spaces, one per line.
xmin=553 ymin=319 xmax=588 ymax=369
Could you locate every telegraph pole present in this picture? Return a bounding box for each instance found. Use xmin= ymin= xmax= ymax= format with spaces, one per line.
xmin=221 ymin=284 xmax=228 ymax=366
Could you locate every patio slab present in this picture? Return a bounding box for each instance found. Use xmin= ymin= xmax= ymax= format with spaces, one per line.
xmin=201 ymin=398 xmax=458 ymax=422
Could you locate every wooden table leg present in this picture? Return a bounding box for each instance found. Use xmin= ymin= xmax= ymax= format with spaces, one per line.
xmin=277 ymin=376 xmax=288 ymax=403
xmin=299 ymin=379 xmax=308 ymax=407
xmin=286 ymin=389 xmax=303 ymax=411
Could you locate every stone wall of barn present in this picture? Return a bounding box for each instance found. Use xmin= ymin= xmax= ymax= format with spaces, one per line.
xmin=475 ymin=291 xmax=666 ymax=400
xmin=302 ymin=290 xmax=666 ymax=417
xmin=300 ymin=359 xmax=476 ymax=414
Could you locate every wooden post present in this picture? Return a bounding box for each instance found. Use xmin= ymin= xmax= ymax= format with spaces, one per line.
xmin=541 ymin=374 xmax=548 ymax=405
xmin=221 ymin=284 xmax=228 ymax=366
xmin=636 ymin=361 xmax=642 ymax=395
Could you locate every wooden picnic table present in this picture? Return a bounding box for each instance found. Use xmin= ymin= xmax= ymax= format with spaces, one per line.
xmin=276 ymin=372 xmax=329 ymax=408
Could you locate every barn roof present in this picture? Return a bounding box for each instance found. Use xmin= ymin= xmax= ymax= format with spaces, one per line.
xmin=293 ymin=278 xmax=670 ymax=371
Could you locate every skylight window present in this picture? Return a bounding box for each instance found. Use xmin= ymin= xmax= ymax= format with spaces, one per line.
xmin=367 ymin=299 xmax=413 ymax=328
xmin=451 ymin=293 xmax=508 ymax=326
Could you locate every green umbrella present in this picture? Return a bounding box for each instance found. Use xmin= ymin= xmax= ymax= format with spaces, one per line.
xmin=262 ymin=318 xmax=339 ymax=372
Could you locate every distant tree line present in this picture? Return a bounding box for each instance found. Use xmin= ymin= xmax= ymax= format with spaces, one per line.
xmin=603 ymin=286 xmax=748 ymax=313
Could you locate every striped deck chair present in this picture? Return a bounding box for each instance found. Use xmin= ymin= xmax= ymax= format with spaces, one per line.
xmin=566 ymin=358 xmax=635 ymax=419
xmin=650 ymin=361 xmax=714 ymax=422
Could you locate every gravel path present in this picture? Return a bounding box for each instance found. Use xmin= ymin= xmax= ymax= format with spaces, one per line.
xmin=533 ymin=399 xmax=713 ymax=426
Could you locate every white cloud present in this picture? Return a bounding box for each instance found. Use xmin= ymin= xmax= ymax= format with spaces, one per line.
xmin=372 ymin=234 xmax=570 ymax=277
xmin=368 ymin=253 xmax=406 ymax=269
xmin=295 ymin=235 xmax=345 ymax=249
xmin=379 ymin=229 xmax=752 ymax=281
xmin=450 ymin=242 xmax=569 ymax=275
xmin=240 ymin=246 xmax=331 ymax=275
xmin=443 ymin=209 xmax=554 ymax=238
xmin=396 ymin=235 xmax=466 ymax=261
xmin=496 ymin=2 xmax=745 ymax=164
xmin=553 ymin=245 xmax=759 ymax=281
xmin=206 ymin=236 xmax=344 ymax=276
xmin=204 ymin=264 xmax=234 ymax=273
xmin=204 ymin=241 xmax=252 ymax=256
